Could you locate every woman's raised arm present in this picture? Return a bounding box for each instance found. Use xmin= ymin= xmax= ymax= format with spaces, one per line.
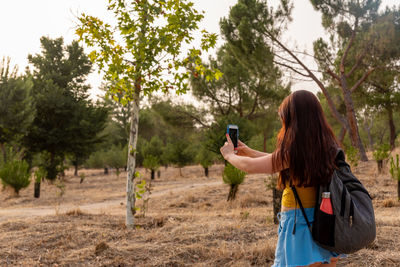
xmin=220 ymin=134 xmax=284 ymax=174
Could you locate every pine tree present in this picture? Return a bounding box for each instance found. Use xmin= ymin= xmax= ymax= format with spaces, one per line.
xmin=26 ymin=37 xmax=106 ymax=180
xmin=0 ymin=58 xmax=35 ymax=158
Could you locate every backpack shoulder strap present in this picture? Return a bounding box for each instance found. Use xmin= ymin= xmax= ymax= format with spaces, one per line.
xmin=335 ymin=148 xmax=349 ymax=169
xmin=291 ymin=186 xmax=312 ymax=230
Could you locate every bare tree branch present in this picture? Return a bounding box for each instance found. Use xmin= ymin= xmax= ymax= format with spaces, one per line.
xmin=273 ymin=60 xmax=311 ymax=77
xmin=346 ymin=47 xmax=368 ymax=78
xmin=350 ymin=68 xmax=375 ymax=93
xmin=259 ymin=24 xmax=348 ymax=128
xmin=326 ymin=68 xmax=341 ymax=84
xmin=176 ymin=109 xmax=210 ymax=129
xmin=274 ymin=52 xmax=302 ymax=65
xmin=340 ymin=18 xmax=358 ymax=74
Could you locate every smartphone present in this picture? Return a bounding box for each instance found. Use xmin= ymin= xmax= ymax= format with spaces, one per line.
xmin=227 ymin=124 xmax=239 ymax=150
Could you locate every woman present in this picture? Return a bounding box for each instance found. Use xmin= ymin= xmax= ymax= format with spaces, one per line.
xmin=220 ymin=90 xmax=341 ymax=267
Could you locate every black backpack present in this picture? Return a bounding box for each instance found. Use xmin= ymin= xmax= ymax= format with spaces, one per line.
xmin=292 ymin=148 xmax=376 ymax=254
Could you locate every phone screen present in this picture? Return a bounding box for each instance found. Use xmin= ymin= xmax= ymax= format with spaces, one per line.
xmin=229 ymin=128 xmax=238 ymax=148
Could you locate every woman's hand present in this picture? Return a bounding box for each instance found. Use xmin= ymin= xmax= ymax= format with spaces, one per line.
xmin=220 ymin=134 xmax=235 ymax=161
xmin=235 ymin=140 xmax=252 ymax=157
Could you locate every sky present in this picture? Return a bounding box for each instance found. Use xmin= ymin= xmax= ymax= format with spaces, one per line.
xmin=1 ymin=0 xmax=398 ymax=102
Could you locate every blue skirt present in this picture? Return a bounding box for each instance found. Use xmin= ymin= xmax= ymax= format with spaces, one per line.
xmin=272 ymin=208 xmax=341 ymax=267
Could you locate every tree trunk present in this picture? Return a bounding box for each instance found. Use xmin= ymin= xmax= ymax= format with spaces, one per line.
xmin=339 ymin=127 xmax=347 ymax=147
xmin=227 ymin=184 xmax=239 ymax=201
xmin=273 ymin=188 xmax=282 ymax=224
xmin=151 ymin=170 xmax=155 ymax=180
xmin=34 ymin=182 xmax=41 ymax=198
xmin=342 ymin=88 xmax=368 ymax=161
xmin=263 ymin=133 xmax=267 ymax=152
xmin=204 ymin=167 xmax=209 ymax=177
xmin=0 ymin=143 xmax=6 ymax=162
xmin=126 ymin=89 xmax=141 ymax=228
xmin=157 ymin=170 xmax=161 ymax=178
xmin=377 ymin=160 xmax=383 ymax=174
xmin=388 ymin=106 xmax=396 ymax=150
xmin=104 ymin=167 xmax=108 ymax=175
xmin=74 ymin=162 xmax=78 ymax=177
xmin=48 ymin=152 xmax=57 ymax=180
xmin=179 ymin=168 xmax=182 ymax=177
xmin=363 ymin=120 xmax=374 ymax=150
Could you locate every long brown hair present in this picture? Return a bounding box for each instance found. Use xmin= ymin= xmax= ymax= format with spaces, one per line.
xmin=272 ymin=90 xmax=339 ymax=189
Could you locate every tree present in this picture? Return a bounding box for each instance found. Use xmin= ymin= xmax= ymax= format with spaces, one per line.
xmin=140 ymin=136 xmax=163 ymax=179
xmin=68 ymin=100 xmax=109 ymax=176
xmin=25 ymin=37 xmax=98 ymax=180
xmin=0 ymin=58 xmax=35 ymax=157
xmin=189 ymin=0 xmax=289 ymax=155
xmin=77 ymin=0 xmax=220 ymax=227
xmin=100 ymin=82 xmax=132 ymax=147
xmin=372 ymin=143 xmax=390 ymax=174
xmin=190 ymin=4 xmax=289 ymax=118
xmin=195 ymin=145 xmax=215 ymax=177
xmin=163 ymin=138 xmax=196 ymax=177
xmin=223 ymin=163 xmax=246 ymax=201
xmin=358 ymin=7 xmax=400 ymax=150
xmin=240 ymin=0 xmax=400 ymax=161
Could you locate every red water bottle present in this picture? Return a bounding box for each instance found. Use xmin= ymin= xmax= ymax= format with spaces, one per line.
xmin=320 ymin=192 xmax=333 ymax=215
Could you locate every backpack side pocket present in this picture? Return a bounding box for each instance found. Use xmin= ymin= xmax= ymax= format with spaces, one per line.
xmin=313 ymin=210 xmax=335 ymax=247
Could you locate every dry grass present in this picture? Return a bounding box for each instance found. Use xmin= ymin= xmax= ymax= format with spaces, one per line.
xmin=0 ymin=162 xmax=400 ymax=266
xmin=64 ymin=208 xmax=86 ymax=216
xmin=382 ymin=199 xmax=398 ymax=208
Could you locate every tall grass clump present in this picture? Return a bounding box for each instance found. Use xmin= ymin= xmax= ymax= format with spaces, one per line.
xmin=222 ymin=163 xmax=246 ymax=201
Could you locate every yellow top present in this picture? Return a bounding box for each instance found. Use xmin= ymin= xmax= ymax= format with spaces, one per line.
xmin=281 ymin=184 xmax=316 ymax=208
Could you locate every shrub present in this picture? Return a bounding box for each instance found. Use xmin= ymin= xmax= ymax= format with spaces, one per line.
xmin=0 ymin=159 xmax=31 ymax=195
xmin=345 ymin=145 xmax=359 ymax=167
xmin=105 ymin=145 xmax=127 ymax=178
xmin=373 ymin=143 xmax=390 ymax=173
xmin=222 ymin=163 xmax=246 ymax=201
xmin=34 ymin=166 xmax=47 ymax=184
xmin=85 ymin=150 xmax=106 ymax=169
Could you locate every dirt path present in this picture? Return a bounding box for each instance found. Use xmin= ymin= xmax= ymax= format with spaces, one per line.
xmin=0 ymin=180 xmax=222 ymax=222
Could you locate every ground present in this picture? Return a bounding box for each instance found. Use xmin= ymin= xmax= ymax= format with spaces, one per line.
xmin=1 ymin=153 xmax=399 ymax=266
